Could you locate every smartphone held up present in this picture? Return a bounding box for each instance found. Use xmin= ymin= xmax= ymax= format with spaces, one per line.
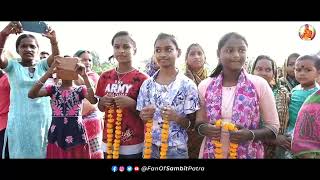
xmin=20 ymin=21 xmax=49 ymax=34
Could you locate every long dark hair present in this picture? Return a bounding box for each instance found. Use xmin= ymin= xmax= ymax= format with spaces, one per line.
xmin=210 ymin=32 xmax=248 ymax=77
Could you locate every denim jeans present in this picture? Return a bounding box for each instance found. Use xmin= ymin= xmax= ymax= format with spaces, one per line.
xmin=150 ymin=143 xmax=188 ymax=159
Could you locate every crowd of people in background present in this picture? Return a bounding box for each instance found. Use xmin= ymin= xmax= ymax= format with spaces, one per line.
xmin=1 ymin=21 xmax=320 ymax=159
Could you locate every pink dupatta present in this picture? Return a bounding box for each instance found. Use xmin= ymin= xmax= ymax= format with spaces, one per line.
xmin=202 ymin=69 xmax=264 ymax=159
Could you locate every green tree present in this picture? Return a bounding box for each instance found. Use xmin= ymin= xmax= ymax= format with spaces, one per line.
xmin=91 ymin=51 xmax=116 ymax=75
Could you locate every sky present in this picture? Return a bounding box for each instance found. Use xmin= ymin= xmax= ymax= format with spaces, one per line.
xmin=1 ymin=21 xmax=319 ymax=68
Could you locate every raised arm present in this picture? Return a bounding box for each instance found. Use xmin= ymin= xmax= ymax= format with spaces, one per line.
xmin=0 ymin=21 xmax=23 ymax=69
xmin=28 ymin=58 xmax=58 ymax=99
xmin=42 ymin=27 xmax=59 ymax=67
xmin=76 ymin=62 xmax=97 ymax=104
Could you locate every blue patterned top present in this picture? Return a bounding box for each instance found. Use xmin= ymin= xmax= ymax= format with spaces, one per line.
xmin=136 ymin=70 xmax=200 ymax=146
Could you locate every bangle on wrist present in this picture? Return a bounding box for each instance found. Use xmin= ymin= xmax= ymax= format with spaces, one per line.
xmin=197 ymin=123 xmax=207 ymax=136
xmin=185 ymin=120 xmax=191 ymax=130
xmin=37 ymin=80 xmax=45 ymax=86
xmin=248 ymin=129 xmax=255 ymax=141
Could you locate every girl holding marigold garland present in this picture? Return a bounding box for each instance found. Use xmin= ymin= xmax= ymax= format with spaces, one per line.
xmin=137 ymin=33 xmax=200 ymax=159
xmin=96 ymin=31 xmax=148 ymax=159
xmin=195 ymin=32 xmax=280 ymax=159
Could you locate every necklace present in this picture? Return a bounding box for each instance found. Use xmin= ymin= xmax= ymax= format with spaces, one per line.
xmin=115 ymin=67 xmax=135 ymax=85
xmin=25 ymin=67 xmax=35 ymax=78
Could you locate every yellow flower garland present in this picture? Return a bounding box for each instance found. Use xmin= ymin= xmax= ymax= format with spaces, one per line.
xmin=160 ymin=116 xmax=169 ymax=159
xmin=143 ymin=119 xmax=153 ymax=159
xmin=142 ymin=110 xmax=170 ymax=159
xmin=212 ymin=119 xmax=238 ymax=159
xmin=105 ymin=106 xmax=122 ymax=159
xmin=105 ymin=107 xmax=114 ymax=159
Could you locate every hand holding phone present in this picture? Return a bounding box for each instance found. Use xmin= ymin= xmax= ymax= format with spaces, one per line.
xmin=20 ymin=21 xmax=48 ymax=34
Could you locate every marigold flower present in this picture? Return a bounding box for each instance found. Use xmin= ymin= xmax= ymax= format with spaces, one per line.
xmin=211 ymin=120 xmax=239 ymax=159
xmin=145 ymin=133 xmax=152 ymax=139
xmin=115 ymin=130 xmax=122 ymax=135
xmin=145 ymin=138 xmax=152 ymax=143
xmin=230 ymin=143 xmax=238 ymax=149
xmin=162 ymin=124 xmax=169 ymax=129
xmin=107 ymin=134 xmax=113 ymax=139
xmin=228 ymin=123 xmax=235 ymax=131
xmin=161 ymin=143 xmax=168 ymax=148
xmin=105 ymin=107 xmax=123 ymax=159
xmin=215 ymin=154 xmax=223 ymax=159
xmin=215 ymin=148 xmax=223 ymax=154
xmin=229 ymin=152 xmax=237 ymax=157
xmin=115 ymin=134 xmax=121 ymax=139
xmin=115 ymin=121 xmax=121 ymax=126
xmin=107 ymin=124 xmax=113 ymax=129
xmin=160 ymin=151 xmax=167 ymax=156
xmin=214 ymin=142 xmax=222 ymax=148
xmin=215 ymin=119 xmax=222 ymax=127
xmin=107 ymin=149 xmax=112 ymax=154
xmin=144 ymin=148 xmax=152 ymax=154
xmin=114 ymin=139 xmax=120 ymax=144
xmin=212 ymin=140 xmax=220 ymax=144
xmin=223 ymin=123 xmax=229 ymax=131
xmin=146 ymin=123 xmax=153 ymax=128
xmin=230 ymin=147 xmax=237 ymax=152
xmin=107 ymin=129 xmax=113 ymax=133
xmin=145 ymin=142 xmax=152 ymax=147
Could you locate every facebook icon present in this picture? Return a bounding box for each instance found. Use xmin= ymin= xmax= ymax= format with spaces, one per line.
xmin=111 ymin=166 xmax=118 ymax=172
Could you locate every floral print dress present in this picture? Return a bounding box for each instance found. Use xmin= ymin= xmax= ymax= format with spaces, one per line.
xmin=46 ymin=85 xmax=90 ymax=159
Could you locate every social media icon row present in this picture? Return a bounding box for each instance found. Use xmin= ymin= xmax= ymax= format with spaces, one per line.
xmin=111 ymin=165 xmax=139 ymax=172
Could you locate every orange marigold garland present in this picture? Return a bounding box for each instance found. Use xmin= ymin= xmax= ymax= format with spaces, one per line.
xmin=212 ymin=119 xmax=223 ymax=159
xmin=227 ymin=123 xmax=238 ymax=159
xmin=105 ymin=107 xmax=115 ymax=159
xmin=212 ymin=119 xmax=238 ymax=159
xmin=105 ymin=106 xmax=123 ymax=159
xmin=113 ymin=108 xmax=122 ymax=159
xmin=160 ymin=116 xmax=169 ymax=159
xmin=143 ymin=119 xmax=153 ymax=159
